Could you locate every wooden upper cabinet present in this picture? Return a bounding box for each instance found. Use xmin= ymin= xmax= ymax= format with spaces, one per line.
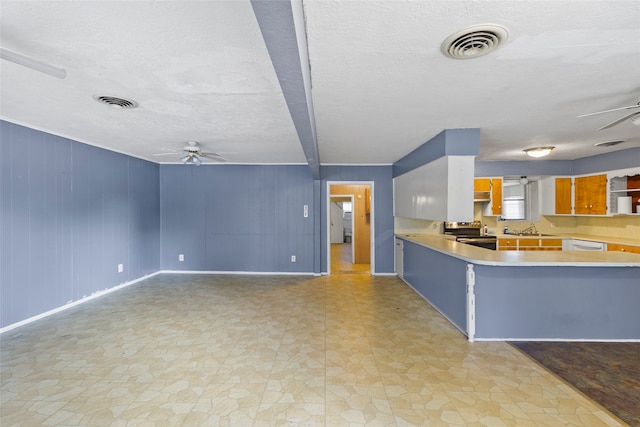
xmin=575 ymin=174 xmax=607 ymax=215
xmin=474 ymin=178 xmax=491 ymax=192
xmin=590 ymin=174 xmax=607 ymax=214
xmin=491 ymin=178 xmax=502 ymax=215
xmin=555 ymin=178 xmax=572 ymax=214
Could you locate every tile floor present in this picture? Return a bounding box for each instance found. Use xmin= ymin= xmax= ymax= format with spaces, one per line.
xmin=0 ymin=274 xmax=627 ymax=426
xmin=330 ymin=243 xmax=370 ymax=274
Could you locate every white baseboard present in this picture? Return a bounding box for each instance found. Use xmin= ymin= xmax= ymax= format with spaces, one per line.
xmin=159 ymin=270 xmax=315 ymax=276
xmin=0 ymin=271 xmax=162 ymax=335
xmin=477 ymin=338 xmax=640 ymax=342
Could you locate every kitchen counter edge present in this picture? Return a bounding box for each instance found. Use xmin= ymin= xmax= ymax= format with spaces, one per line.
xmin=396 ymin=234 xmax=640 ymax=267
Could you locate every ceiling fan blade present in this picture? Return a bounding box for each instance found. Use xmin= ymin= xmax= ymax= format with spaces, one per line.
xmin=598 ymin=111 xmax=640 ymax=130
xmin=578 ymin=104 xmax=640 ymax=118
xmin=153 ymin=152 xmax=180 ymax=156
xmin=0 ymin=47 xmax=66 ymax=79
xmin=200 ymin=152 xmax=226 ymax=162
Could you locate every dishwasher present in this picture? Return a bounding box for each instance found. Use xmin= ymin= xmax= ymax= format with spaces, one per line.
xmin=566 ymin=239 xmax=606 ymax=251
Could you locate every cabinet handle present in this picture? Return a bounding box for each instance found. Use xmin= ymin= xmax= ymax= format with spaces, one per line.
xmin=622 ymin=248 xmax=626 ymax=252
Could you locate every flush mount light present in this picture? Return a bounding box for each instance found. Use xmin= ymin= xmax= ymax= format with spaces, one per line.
xmin=524 ymin=146 xmax=554 ymax=158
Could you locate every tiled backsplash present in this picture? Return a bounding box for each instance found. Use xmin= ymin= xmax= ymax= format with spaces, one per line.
xmin=395 ymin=208 xmax=640 ymax=241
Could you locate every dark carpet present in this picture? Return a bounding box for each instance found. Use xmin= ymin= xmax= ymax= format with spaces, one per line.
xmin=512 ymin=342 xmax=640 ymax=427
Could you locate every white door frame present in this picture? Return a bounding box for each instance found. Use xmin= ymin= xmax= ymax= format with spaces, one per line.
xmin=326 ymin=181 xmax=375 ymax=274
xmin=330 ymin=195 xmax=355 ymax=262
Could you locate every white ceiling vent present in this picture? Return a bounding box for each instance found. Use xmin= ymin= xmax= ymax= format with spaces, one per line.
xmin=441 ymin=24 xmax=508 ymax=59
xmin=594 ymin=140 xmax=625 ymax=148
xmin=93 ymin=95 xmax=138 ymax=109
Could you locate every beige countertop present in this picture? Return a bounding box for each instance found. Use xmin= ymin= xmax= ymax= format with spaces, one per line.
xmin=396 ymin=234 xmax=640 ymax=267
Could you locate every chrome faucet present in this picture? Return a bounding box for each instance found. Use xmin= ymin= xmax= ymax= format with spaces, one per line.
xmin=517 ymin=223 xmax=538 ymax=235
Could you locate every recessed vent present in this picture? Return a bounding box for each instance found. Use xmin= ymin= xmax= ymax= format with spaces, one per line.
xmin=93 ymin=95 xmax=138 ymax=109
xmin=441 ymin=24 xmax=508 ymax=59
xmin=594 ymin=140 xmax=625 ymax=147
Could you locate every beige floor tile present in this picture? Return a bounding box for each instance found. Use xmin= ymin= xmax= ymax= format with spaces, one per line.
xmin=0 ymin=273 xmax=626 ymax=427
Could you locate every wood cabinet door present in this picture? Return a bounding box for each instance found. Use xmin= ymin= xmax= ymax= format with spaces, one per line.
xmin=575 ymin=174 xmax=607 ymax=215
xmin=491 ymin=178 xmax=502 ymax=215
xmin=589 ymin=174 xmax=607 ymax=214
xmin=474 ymin=178 xmax=491 ymax=192
xmin=498 ymin=238 xmax=517 ymax=250
xmin=608 ymin=243 xmax=640 ymax=254
xmin=574 ymin=176 xmax=590 ymax=214
xmin=555 ymin=177 xmax=572 ymax=214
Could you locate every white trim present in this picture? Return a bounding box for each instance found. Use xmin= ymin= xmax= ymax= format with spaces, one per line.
xmin=159 ymin=270 xmax=315 ymax=276
xmin=158 ymin=162 xmax=308 ymax=166
xmin=0 ymin=117 xmax=153 ymax=163
xmin=326 ymin=181 xmax=376 ymax=275
xmin=0 ymin=272 xmax=162 ymax=335
xmin=372 ymin=273 xmax=398 ymax=276
xmin=321 ymin=163 xmax=393 ymax=166
xmin=476 ymin=338 xmax=640 ymax=342
xmin=1 ymin=117 xmax=308 ymax=167
xmin=330 ymin=194 xmax=354 ymax=260
xmin=466 ymin=264 xmax=476 ymax=343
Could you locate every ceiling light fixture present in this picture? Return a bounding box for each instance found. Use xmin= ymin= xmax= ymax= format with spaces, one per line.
xmin=524 ymin=146 xmax=554 ymax=158
xmin=182 ymin=154 xmax=201 ymax=166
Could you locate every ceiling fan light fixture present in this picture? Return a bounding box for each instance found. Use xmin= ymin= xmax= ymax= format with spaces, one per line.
xmin=182 ymin=153 xmax=202 ymax=166
xmin=524 ymin=146 xmax=554 ymax=158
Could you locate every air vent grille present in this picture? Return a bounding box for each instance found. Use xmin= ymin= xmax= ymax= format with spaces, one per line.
xmin=594 ymin=140 xmax=625 ymax=147
xmin=441 ymin=24 xmax=508 ymax=59
xmin=93 ymin=95 xmax=138 ymax=109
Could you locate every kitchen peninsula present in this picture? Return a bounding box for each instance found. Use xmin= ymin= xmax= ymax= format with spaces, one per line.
xmin=396 ymin=234 xmax=640 ymax=342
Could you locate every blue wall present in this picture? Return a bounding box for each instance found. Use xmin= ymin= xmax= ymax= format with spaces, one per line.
xmin=160 ymin=164 xmax=316 ymax=273
xmin=393 ymin=129 xmax=480 ymax=177
xmin=475 ymin=147 xmax=640 ymax=177
xmin=320 ymin=166 xmax=395 ymax=273
xmin=1 ymin=121 xmax=160 ymax=328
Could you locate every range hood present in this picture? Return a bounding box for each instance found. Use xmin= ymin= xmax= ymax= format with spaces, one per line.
xmin=474 ymin=191 xmax=491 ymax=202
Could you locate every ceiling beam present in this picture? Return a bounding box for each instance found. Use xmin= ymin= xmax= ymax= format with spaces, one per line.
xmin=251 ymin=0 xmax=320 ymax=179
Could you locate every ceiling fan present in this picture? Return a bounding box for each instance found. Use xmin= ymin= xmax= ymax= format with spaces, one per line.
xmin=154 ymin=141 xmax=225 ymax=165
xmin=577 ymin=97 xmax=640 ymax=130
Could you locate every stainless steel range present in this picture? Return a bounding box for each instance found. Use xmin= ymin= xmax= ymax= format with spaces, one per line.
xmin=443 ymin=221 xmax=497 ymax=250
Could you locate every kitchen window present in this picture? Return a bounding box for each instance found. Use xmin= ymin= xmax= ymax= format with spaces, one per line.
xmin=502 ymin=179 xmax=539 ymax=221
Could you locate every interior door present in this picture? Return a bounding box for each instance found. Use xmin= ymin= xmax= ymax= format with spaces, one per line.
xmin=330 ymin=202 xmax=344 ymax=244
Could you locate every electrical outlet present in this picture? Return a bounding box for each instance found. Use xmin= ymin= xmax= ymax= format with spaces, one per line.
xmin=303 ymin=205 xmax=309 ymax=218
xmin=291 ymin=255 xmax=296 ymax=262
xmin=178 ymin=254 xmax=184 ymax=262
xmin=118 ymin=264 xmax=123 ymax=273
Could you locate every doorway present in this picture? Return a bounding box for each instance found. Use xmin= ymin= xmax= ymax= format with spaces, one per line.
xmin=327 ymin=182 xmax=374 ymax=274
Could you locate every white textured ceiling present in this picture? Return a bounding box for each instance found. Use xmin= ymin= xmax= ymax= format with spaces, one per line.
xmin=1 ymin=0 xmax=639 ymax=165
